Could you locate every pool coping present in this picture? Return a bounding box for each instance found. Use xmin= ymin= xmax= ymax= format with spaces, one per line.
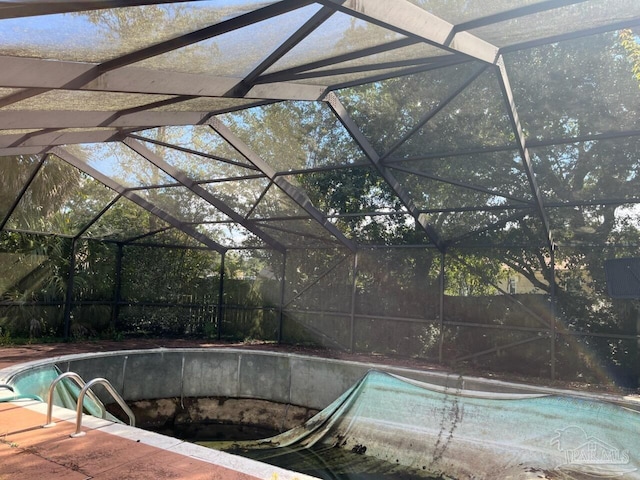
xmin=2 ymin=347 xmax=640 ymax=407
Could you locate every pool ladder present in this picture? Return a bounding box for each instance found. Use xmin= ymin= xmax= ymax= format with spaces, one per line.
xmin=44 ymin=372 xmax=135 ymax=437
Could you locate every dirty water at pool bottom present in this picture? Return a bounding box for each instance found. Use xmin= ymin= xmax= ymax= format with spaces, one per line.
xmin=149 ymin=422 xmax=281 ymax=443
xmin=208 ymin=439 xmax=446 ymax=480
xmin=149 ymin=423 xmax=446 ymax=480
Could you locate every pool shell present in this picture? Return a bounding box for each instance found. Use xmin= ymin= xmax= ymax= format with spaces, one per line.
xmin=3 ymin=347 xmax=638 ymax=410
xmin=2 ymin=348 xmax=640 ymax=479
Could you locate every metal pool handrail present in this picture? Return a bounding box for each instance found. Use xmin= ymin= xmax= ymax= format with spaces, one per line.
xmin=70 ymin=377 xmax=135 ymax=438
xmin=44 ymin=371 xmax=106 ymax=428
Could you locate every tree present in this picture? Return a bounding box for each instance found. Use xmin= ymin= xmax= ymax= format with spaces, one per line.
xmin=219 ymin=23 xmax=640 ymax=383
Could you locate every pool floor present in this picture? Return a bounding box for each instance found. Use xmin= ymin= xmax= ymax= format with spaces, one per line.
xmin=147 ymin=423 xmax=445 ymax=480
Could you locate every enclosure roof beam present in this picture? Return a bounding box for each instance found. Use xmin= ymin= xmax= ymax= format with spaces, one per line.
xmin=0 ymin=1 xmax=199 ymax=19
xmin=0 ymin=129 xmax=125 ymax=150
xmin=0 ymin=56 xmax=328 ymax=101
xmin=208 ymin=117 xmax=358 ymax=253
xmin=244 ymin=183 xmax=272 ymax=221
xmin=318 ymin=203 xmax=535 ymax=218
xmin=256 ymin=37 xmax=420 ymax=84
xmin=128 ymin=133 xmax=261 ymax=171
xmin=453 ymin=0 xmax=589 ymax=32
xmin=420 ymin=204 xmax=534 ymax=215
xmin=379 ymin=63 xmax=489 ymax=162
xmin=501 ymin=17 xmax=640 ymax=54
xmin=445 ymin=211 xmax=530 ymax=247
xmin=547 ymin=198 xmax=640 ymax=208
xmin=97 ymin=0 xmax=315 ymax=73
xmin=527 ymin=128 xmax=640 ymax=149
xmin=13 ymin=103 xmax=639 ymax=141
xmin=495 ymin=56 xmax=554 ymax=250
xmin=0 ymin=1 xmax=319 ymax=108
xmin=73 ymin=194 xmax=123 ymax=240
xmin=52 ymin=147 xmax=228 ymax=254
xmin=1 ymin=227 xmax=73 ymax=239
xmin=382 ymin=127 xmax=640 ymax=164
xmin=121 ymin=225 xmax=173 ymax=244
xmin=325 ymin=92 xmax=444 ymax=251
xmin=317 ymin=0 xmax=499 ymax=64
xmin=327 ymin=56 xmax=471 ymax=92
xmin=268 ymin=54 xmax=462 ymax=83
xmin=0 ymin=110 xmax=211 ymax=130
xmin=385 ymin=144 xmax=517 ymax=164
xmin=254 ymin=221 xmax=337 ymax=244
xmin=123 ymin=137 xmax=286 ymax=253
xmin=0 ymin=146 xmax=49 ymax=156
xmin=388 ymin=163 xmax=531 ymax=205
xmin=227 ymin=6 xmax=335 ymax=97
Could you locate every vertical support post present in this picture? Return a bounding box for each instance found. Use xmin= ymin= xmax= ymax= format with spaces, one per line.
xmin=63 ymin=238 xmax=77 ymax=340
xmin=438 ymin=250 xmax=446 ymax=364
xmin=111 ymin=243 xmax=123 ymax=332
xmin=550 ymin=246 xmax=557 ymax=381
xmin=278 ymin=251 xmax=287 ymax=344
xmin=637 ymin=304 xmax=640 ymax=378
xmin=350 ymin=252 xmax=359 ymax=353
xmin=217 ymin=252 xmax=225 ymax=341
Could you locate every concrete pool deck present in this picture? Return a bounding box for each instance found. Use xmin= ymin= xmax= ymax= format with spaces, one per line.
xmin=0 ymin=338 xmax=233 ymax=371
xmin=0 ymin=400 xmax=272 ymax=479
xmin=0 ymin=340 xmax=325 ymax=480
xmin=0 ymin=400 xmax=321 ymax=480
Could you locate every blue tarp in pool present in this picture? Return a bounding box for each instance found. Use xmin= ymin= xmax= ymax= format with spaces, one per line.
xmin=222 ymin=370 xmax=640 ymax=479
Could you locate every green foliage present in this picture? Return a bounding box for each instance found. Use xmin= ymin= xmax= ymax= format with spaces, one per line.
xmin=619 ymin=29 xmax=640 ymax=85
xmin=445 ymin=253 xmax=504 ymax=297
xmin=0 ymin=325 xmax=11 ymax=346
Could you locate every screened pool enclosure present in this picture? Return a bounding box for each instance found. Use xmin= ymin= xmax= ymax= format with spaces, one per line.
xmin=1 ymin=1 xmax=640 ymax=386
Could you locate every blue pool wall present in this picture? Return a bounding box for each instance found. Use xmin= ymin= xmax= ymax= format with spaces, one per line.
xmin=2 ymin=348 xmax=636 ymax=410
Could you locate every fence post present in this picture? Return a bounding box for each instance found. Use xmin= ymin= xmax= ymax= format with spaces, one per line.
xmin=550 ymin=246 xmax=557 ymax=380
xmin=111 ymin=243 xmax=123 ymax=332
xmin=350 ymin=252 xmax=359 ymax=353
xmin=438 ymin=250 xmax=446 ymax=364
xmin=63 ymin=238 xmax=77 ymax=339
xmin=278 ymin=252 xmax=287 ymax=343
xmin=217 ymin=252 xmax=225 ymax=340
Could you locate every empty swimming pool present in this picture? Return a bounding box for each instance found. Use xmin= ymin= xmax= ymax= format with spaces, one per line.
xmin=2 ymin=348 xmax=640 ymax=479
